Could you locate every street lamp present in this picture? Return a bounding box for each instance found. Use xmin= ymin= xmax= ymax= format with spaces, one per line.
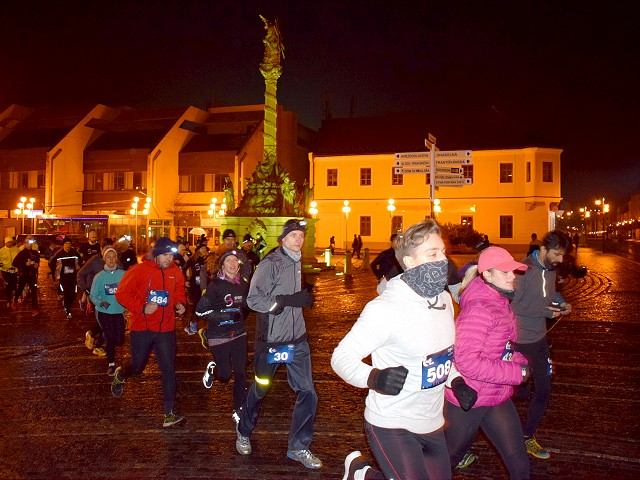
xmin=129 ymin=196 xmax=151 ymax=254
xmin=308 ymin=200 xmax=319 ymax=218
xmin=341 ymin=200 xmax=351 ymax=252
xmin=433 ymin=198 xmax=442 ymax=215
xmin=387 ymin=199 xmax=396 ymax=235
xmin=14 ymin=196 xmax=35 ymax=234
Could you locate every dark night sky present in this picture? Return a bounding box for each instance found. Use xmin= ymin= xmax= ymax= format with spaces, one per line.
xmin=1 ymin=0 xmax=638 ymax=207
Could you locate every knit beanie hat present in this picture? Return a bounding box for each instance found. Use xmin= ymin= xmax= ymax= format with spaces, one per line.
xmin=152 ymin=237 xmax=178 ymax=257
xmin=278 ymin=219 xmax=307 ymax=241
xmin=102 ymin=246 xmax=118 ymax=260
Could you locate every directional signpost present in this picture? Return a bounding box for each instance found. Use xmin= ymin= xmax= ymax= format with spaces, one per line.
xmin=395 ymin=136 xmax=473 ymax=218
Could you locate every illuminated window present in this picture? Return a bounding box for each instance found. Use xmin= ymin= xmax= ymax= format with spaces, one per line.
xmin=526 ymin=162 xmax=531 ymax=182
xmin=19 ymin=172 xmax=29 ymax=189
xmin=8 ymin=172 xmax=18 ymax=189
xmin=179 ymin=174 xmax=205 ymax=192
xmin=360 ymin=216 xmax=371 ymax=236
xmin=542 ymin=162 xmax=553 ymax=182
xmin=133 ymin=172 xmax=144 ymax=190
xmin=462 ymin=165 xmax=473 ymax=181
xmin=391 ymin=215 xmax=403 ymax=234
xmin=360 ymin=168 xmax=372 ymax=186
xmin=391 ymin=167 xmax=403 ymax=185
xmin=214 ymin=174 xmax=230 ymax=192
xmin=500 ymin=163 xmax=513 ymax=183
xmin=327 ymin=168 xmax=338 ymax=187
xmin=500 ymin=215 xmax=513 ymax=238
xmin=114 ymin=172 xmax=125 ymax=190
xmin=461 ymin=216 xmax=473 ymax=229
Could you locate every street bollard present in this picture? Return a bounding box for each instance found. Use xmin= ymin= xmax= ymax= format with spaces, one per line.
xmin=324 ymin=248 xmax=332 ymax=267
xmin=344 ymin=250 xmax=352 ymax=278
xmin=362 ymin=248 xmax=370 ymax=270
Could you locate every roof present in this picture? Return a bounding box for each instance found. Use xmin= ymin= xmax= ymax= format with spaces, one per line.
xmin=313 ymin=111 xmax=562 ymax=156
xmin=0 ymin=105 xmax=90 ymax=149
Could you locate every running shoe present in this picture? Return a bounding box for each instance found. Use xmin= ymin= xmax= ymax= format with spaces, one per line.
xmin=92 ymin=347 xmax=106 ymax=357
xmin=235 ymin=423 xmax=252 ymax=455
xmin=85 ymin=331 xmax=95 ymax=350
xmin=162 ymin=411 xmax=185 ymax=428
xmin=198 ymin=328 xmax=208 ymax=350
xmin=456 ymin=451 xmax=478 ymax=469
xmin=342 ymin=450 xmax=371 ymax=480
xmin=525 ymin=436 xmax=551 ymax=459
xmin=111 ymin=367 xmax=125 ymax=397
xmin=202 ymin=361 xmax=216 ymax=389
xmin=287 ymin=449 xmax=322 ymax=469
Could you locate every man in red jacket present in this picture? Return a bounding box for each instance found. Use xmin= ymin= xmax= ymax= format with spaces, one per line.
xmin=111 ymin=237 xmax=187 ymax=428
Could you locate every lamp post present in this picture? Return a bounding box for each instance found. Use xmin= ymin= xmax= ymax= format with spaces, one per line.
xmin=308 ymin=200 xmax=318 ymax=218
xmin=387 ymin=199 xmax=396 ymax=234
xmin=130 ymin=196 xmax=151 ymax=254
xmin=14 ymin=196 xmax=35 ymax=234
xmin=341 ymin=200 xmax=351 ymax=252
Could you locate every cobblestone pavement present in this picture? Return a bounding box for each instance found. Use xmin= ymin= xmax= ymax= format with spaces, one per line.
xmin=0 ymin=247 xmax=638 ymax=479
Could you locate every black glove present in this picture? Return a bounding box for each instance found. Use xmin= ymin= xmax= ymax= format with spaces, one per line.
xmin=277 ymin=290 xmax=314 ymax=308
xmin=367 ymin=366 xmax=408 ymax=395
xmin=451 ymin=377 xmax=477 ymax=411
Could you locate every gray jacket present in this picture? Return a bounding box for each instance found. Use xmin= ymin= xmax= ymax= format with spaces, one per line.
xmin=247 ymin=247 xmax=306 ymax=345
xmin=511 ymin=253 xmax=559 ymax=344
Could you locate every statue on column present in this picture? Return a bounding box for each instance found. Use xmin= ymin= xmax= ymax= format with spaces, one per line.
xmin=259 ymin=14 xmax=284 ymax=70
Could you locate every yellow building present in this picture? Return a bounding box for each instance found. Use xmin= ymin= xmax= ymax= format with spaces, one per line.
xmin=309 ymin=116 xmax=562 ymax=251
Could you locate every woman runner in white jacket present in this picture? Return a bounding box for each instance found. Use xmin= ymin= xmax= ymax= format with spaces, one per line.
xmin=332 ymin=220 xmax=476 ymax=480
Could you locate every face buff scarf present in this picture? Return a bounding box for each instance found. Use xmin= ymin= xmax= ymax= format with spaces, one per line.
xmin=401 ymin=259 xmax=449 ymax=306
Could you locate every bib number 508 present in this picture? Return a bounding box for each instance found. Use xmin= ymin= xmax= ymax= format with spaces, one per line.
xmin=427 ymin=360 xmax=452 ymax=384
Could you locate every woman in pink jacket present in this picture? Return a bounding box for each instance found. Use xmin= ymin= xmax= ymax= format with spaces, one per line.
xmin=445 ymin=246 xmax=531 ymax=479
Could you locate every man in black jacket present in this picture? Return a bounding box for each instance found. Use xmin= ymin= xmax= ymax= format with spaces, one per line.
xmin=370 ymin=233 xmax=403 ymax=294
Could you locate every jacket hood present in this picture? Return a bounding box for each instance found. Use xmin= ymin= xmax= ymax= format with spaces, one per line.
xmin=460 ymin=276 xmax=505 ymax=310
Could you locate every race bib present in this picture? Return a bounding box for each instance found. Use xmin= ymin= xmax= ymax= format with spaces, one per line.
xmin=267 ymin=344 xmax=295 ymax=364
xmin=421 ymin=345 xmax=453 ymax=389
xmin=501 ymin=341 xmax=514 ymax=361
xmin=104 ymin=283 xmax=118 ymax=295
xmin=147 ymin=289 xmax=169 ymax=306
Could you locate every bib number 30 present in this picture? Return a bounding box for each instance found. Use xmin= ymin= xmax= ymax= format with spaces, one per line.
xmin=267 ymin=344 xmax=295 ymax=365
xmin=421 ymin=346 xmax=454 ymax=389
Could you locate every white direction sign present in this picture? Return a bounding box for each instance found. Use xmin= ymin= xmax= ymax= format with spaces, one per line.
xmin=395 ymin=150 xmax=473 ymax=165
xmin=435 ymin=177 xmax=472 ymax=186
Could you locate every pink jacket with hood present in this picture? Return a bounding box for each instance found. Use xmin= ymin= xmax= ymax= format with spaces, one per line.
xmin=446 ymin=275 xmax=527 ymax=408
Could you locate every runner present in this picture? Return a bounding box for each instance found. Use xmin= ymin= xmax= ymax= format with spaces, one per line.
xmin=333 ymin=220 xmax=465 ymax=480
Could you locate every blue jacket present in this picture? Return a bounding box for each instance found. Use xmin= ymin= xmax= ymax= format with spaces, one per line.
xmin=90 ymin=267 xmax=125 ymax=314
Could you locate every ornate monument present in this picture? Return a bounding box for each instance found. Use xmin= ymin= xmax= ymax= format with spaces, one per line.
xmin=232 ymin=15 xmax=303 ymax=217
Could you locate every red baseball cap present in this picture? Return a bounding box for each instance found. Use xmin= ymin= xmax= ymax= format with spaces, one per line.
xmin=478 ymin=246 xmax=528 ymax=273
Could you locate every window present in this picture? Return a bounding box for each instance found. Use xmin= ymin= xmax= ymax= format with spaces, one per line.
xmin=84 ymin=173 xmax=103 ymax=191
xmin=179 ymin=174 xmax=205 ymax=192
xmin=461 ymin=216 xmax=473 ymax=229
xmin=542 ymin=162 xmax=553 ymax=182
xmin=462 ymin=165 xmax=474 ymax=182
xmin=425 ymin=173 xmax=431 ymax=184
xmin=391 ymin=215 xmax=403 ymax=234
xmin=526 ymin=162 xmax=531 ymax=182
xmin=20 ymin=172 xmax=29 ymax=189
xmin=500 ymin=163 xmax=513 ymax=183
xmin=37 ymin=171 xmax=45 ymax=188
xmin=360 ymin=168 xmax=372 ymax=186
xmin=214 ymin=174 xmax=230 ymax=192
xmin=500 ymin=215 xmax=513 ymax=238
xmin=360 ymin=216 xmax=371 ymax=236
xmin=327 ymin=168 xmax=338 ymax=187
xmin=114 ymin=172 xmax=125 ymax=190
xmin=391 ymin=167 xmax=403 ymax=185
xmin=8 ymin=172 xmax=18 ymax=189
xmin=133 ymin=172 xmax=144 ymax=190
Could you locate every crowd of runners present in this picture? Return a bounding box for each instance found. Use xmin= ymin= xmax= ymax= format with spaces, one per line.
xmin=0 ymin=220 xmax=575 ymax=479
